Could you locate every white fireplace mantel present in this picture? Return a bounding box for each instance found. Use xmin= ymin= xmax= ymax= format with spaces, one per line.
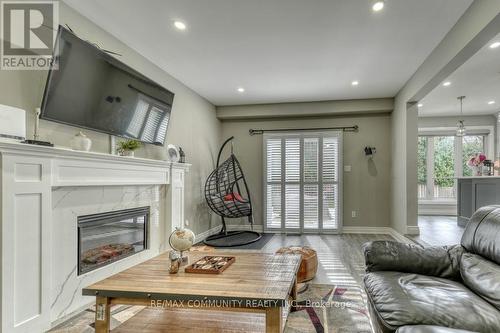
xmin=0 ymin=140 xmax=190 ymax=333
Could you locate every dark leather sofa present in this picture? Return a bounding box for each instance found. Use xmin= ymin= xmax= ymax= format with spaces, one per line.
xmin=362 ymin=205 xmax=500 ymax=333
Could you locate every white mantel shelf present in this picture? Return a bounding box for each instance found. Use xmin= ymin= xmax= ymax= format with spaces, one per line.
xmin=0 ymin=140 xmax=191 ymax=168
xmin=0 ymin=140 xmax=190 ymax=187
xmin=0 ymin=140 xmax=190 ymax=333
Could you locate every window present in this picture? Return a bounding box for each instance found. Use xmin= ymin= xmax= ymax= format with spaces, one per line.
xmin=462 ymin=136 xmax=484 ymax=177
xmin=433 ymin=136 xmax=455 ymax=199
xmin=264 ymin=132 xmax=342 ymax=232
xmin=417 ymin=137 xmax=427 ymax=199
xmin=418 ymin=134 xmax=485 ymax=201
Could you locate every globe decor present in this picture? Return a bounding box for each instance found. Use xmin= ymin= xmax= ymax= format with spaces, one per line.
xmin=169 ymin=227 xmax=195 ymax=263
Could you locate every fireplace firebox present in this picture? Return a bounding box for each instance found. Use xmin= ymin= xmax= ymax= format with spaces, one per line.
xmin=77 ymin=207 xmax=149 ymax=275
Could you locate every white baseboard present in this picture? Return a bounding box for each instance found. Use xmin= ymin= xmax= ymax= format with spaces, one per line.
xmin=194 ymin=225 xmax=222 ymax=243
xmin=406 ymin=225 xmax=420 ymax=235
xmin=342 ymin=226 xmax=411 ymax=244
xmin=196 ymin=225 xmax=412 ymax=244
xmin=418 ymin=202 xmax=457 ymax=216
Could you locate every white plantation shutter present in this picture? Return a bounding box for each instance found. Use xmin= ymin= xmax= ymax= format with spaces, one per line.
xmin=303 ymin=184 xmax=318 ymax=229
xmin=266 ymin=139 xmax=282 ymax=229
xmin=303 ymin=138 xmax=319 ymax=229
xmin=285 ymin=139 xmax=300 ymax=181
xmin=284 ymin=139 xmax=300 ymax=229
xmin=323 ymin=138 xmax=338 ymax=182
xmin=322 ymin=184 xmax=338 ymax=229
xmin=322 ymin=137 xmax=340 ymax=229
xmin=264 ymin=132 xmax=342 ymax=232
xmin=285 ymin=184 xmax=300 ymax=229
xmin=304 ymin=138 xmax=318 ymax=182
xmin=266 ymin=184 xmax=281 ymax=229
xmin=266 ymin=139 xmax=281 ymax=182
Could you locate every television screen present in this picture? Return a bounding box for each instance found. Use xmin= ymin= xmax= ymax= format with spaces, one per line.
xmin=41 ymin=26 xmax=174 ymax=145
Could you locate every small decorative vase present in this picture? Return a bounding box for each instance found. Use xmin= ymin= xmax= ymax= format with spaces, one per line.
xmin=472 ymin=166 xmax=482 ymax=176
xmin=70 ymin=131 xmax=92 ymax=151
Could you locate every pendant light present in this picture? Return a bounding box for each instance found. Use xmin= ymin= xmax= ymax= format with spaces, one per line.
xmin=456 ymin=96 xmax=466 ymax=137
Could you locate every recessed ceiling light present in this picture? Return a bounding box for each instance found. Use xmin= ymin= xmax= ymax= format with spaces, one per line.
xmin=443 ymin=81 xmax=451 ymax=87
xmin=489 ymin=42 xmax=500 ymax=49
xmin=418 ymin=103 xmax=423 ymax=108
xmin=372 ymin=1 xmax=385 ymax=12
xmin=174 ymin=21 xmax=186 ymax=30
xmin=488 ymin=101 xmax=496 ymax=105
xmin=237 ymin=87 xmax=245 ymax=93
xmin=351 ymin=80 xmax=359 ymax=86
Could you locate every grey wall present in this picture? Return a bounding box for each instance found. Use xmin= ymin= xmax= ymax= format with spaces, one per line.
xmin=219 ymin=104 xmax=392 ymax=229
xmin=0 ymin=2 xmax=222 ymax=235
xmin=217 ymin=98 xmax=394 ymax=119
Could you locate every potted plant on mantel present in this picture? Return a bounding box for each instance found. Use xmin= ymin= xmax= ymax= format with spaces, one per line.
xmin=117 ymin=139 xmax=141 ymax=157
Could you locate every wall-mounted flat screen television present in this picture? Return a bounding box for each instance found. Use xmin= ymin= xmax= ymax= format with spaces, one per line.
xmin=41 ymin=26 xmax=174 ymax=145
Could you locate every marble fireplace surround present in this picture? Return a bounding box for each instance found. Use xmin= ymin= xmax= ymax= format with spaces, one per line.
xmin=0 ymin=141 xmax=190 ymax=333
xmin=52 ymin=185 xmax=164 ymax=323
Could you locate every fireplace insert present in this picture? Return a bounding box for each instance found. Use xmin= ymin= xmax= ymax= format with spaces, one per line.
xmin=77 ymin=207 xmax=149 ymax=275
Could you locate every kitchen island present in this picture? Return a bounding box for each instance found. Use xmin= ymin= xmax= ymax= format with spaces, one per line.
xmin=457 ymin=176 xmax=500 ymax=226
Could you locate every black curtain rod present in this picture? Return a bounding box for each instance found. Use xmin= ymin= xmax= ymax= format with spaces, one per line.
xmin=249 ymin=125 xmax=358 ymax=136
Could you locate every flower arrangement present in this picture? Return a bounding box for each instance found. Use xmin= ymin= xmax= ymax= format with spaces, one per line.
xmin=467 ymin=153 xmax=486 ymax=167
xmin=468 ymin=153 xmax=487 ymax=176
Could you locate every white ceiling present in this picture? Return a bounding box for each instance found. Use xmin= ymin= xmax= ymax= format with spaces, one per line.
xmin=419 ymin=32 xmax=500 ymax=117
xmin=63 ymin=0 xmax=472 ymax=106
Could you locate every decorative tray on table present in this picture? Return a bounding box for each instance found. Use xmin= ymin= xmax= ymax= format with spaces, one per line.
xmin=184 ymin=256 xmax=235 ymax=274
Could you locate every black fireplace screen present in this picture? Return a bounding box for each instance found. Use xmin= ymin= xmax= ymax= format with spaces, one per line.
xmin=78 ymin=206 xmax=149 ymax=275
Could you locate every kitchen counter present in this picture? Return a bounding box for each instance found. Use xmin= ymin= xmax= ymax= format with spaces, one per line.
xmin=457 ymin=177 xmax=500 ymax=226
xmin=457 ymin=176 xmax=500 ymax=179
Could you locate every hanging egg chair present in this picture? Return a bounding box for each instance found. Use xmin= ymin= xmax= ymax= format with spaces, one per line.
xmin=203 ymin=136 xmax=261 ymax=247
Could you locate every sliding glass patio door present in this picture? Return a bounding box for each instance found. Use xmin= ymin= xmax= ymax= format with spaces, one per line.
xmin=264 ymin=131 xmax=342 ymax=233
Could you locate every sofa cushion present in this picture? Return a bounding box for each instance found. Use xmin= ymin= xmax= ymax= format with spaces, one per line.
xmin=363 ymin=241 xmax=462 ymax=280
xmin=461 ymin=205 xmax=500 ymax=264
xmin=364 ymin=271 xmax=500 ymax=333
xmin=396 ymin=326 xmax=477 ymax=333
xmin=460 ymin=253 xmax=500 ymax=311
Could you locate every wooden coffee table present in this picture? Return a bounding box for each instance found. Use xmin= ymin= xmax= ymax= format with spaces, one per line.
xmin=82 ymin=251 xmax=301 ymax=333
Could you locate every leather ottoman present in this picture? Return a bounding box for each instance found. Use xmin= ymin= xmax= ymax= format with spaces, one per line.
xmin=276 ymin=246 xmax=318 ymax=282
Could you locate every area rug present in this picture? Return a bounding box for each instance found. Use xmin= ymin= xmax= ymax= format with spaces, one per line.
xmin=286 ymin=284 xmax=373 ymax=333
xmin=49 ymin=304 xmax=145 ymax=332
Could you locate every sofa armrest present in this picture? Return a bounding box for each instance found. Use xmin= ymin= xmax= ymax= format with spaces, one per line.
xmin=363 ymin=241 xmax=463 ymax=279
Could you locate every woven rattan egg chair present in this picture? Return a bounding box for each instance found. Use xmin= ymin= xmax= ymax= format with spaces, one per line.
xmin=203 ymin=136 xmax=261 ymax=247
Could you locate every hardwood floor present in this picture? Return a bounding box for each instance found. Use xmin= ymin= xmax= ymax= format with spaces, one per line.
xmin=412 ymin=216 xmax=465 ymax=246
xmin=261 ymin=234 xmax=394 ymax=285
